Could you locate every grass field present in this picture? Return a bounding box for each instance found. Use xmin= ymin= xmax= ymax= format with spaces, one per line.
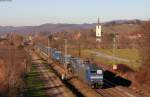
xmin=93 ymin=49 xmax=139 ymax=61
xmin=68 ymin=48 xmax=140 ymax=71
xmin=23 ymin=64 xmax=49 ymax=97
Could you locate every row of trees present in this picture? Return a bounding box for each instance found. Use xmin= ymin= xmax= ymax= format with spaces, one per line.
xmin=0 ymin=34 xmax=30 ymax=97
xmin=136 ymin=22 xmax=150 ymax=89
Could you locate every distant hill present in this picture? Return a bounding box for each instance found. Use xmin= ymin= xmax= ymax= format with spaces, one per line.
xmin=0 ymin=23 xmax=95 ymax=34
xmin=0 ymin=19 xmax=145 ymax=35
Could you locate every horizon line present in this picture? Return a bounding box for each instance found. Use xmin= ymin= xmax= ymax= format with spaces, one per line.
xmin=0 ymin=18 xmax=149 ymax=27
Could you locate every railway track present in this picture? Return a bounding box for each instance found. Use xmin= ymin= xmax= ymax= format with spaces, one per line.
xmin=96 ymin=78 xmax=140 ymax=97
xmin=104 ymin=79 xmax=127 ymax=97
xmin=35 ymin=47 xmax=142 ymax=97
xmin=32 ymin=54 xmax=76 ymax=97
xmin=53 ymin=60 xmax=135 ymax=97
xmin=36 ymin=51 xmax=102 ymax=97
xmin=53 ymin=60 xmax=129 ymax=97
xmin=38 ymin=64 xmax=73 ymax=97
xmin=96 ymin=89 xmax=114 ymax=97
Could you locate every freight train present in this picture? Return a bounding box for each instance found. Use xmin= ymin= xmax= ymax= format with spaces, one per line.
xmin=36 ymin=44 xmax=103 ymax=88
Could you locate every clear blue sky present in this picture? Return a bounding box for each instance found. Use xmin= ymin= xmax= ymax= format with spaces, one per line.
xmin=0 ymin=0 xmax=150 ymax=26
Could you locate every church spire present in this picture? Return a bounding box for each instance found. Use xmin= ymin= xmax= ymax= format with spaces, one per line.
xmin=98 ymin=17 xmax=100 ymax=26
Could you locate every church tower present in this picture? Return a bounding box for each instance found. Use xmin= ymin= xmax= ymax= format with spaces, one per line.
xmin=96 ymin=18 xmax=102 ymax=42
xmin=96 ymin=18 xmax=102 ymax=38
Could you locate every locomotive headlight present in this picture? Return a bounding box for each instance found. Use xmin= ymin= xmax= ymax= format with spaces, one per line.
xmin=91 ymin=79 xmax=94 ymax=82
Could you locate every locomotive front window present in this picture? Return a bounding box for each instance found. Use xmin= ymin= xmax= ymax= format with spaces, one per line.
xmin=97 ymin=70 xmax=102 ymax=74
xmin=90 ymin=70 xmax=96 ymax=74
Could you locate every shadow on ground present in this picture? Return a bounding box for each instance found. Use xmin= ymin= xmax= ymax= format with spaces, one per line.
xmin=103 ymin=70 xmax=132 ymax=89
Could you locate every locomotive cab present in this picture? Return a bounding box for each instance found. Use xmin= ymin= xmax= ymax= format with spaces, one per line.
xmin=88 ymin=64 xmax=103 ymax=88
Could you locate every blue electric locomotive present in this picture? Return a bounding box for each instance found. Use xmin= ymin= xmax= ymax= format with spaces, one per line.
xmin=52 ymin=51 xmax=62 ymax=61
xmin=86 ymin=63 xmax=103 ymax=88
xmin=69 ymin=57 xmax=103 ymax=88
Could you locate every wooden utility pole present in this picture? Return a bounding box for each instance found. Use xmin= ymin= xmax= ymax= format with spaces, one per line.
xmin=77 ymin=32 xmax=81 ymax=57
xmin=48 ymin=37 xmax=50 ymax=63
xmin=64 ymin=39 xmax=68 ymax=78
xmin=78 ymin=41 xmax=81 ymax=57
xmin=48 ymin=34 xmax=53 ymax=63
xmin=113 ymin=32 xmax=117 ymax=70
